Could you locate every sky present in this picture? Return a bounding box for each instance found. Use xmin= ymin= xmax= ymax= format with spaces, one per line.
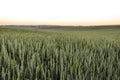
xmin=0 ymin=0 xmax=120 ymax=25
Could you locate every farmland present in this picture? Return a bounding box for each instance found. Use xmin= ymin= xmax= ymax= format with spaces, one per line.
xmin=0 ymin=26 xmax=120 ymax=80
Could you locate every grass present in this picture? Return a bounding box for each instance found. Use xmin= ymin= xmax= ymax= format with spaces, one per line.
xmin=0 ymin=26 xmax=120 ymax=80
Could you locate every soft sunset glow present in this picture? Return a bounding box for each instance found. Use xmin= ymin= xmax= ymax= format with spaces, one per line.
xmin=0 ymin=0 xmax=120 ymax=25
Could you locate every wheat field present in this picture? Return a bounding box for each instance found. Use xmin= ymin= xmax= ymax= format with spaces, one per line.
xmin=0 ymin=26 xmax=120 ymax=80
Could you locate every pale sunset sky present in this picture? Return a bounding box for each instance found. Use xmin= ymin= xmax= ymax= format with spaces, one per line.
xmin=0 ymin=0 xmax=120 ymax=26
